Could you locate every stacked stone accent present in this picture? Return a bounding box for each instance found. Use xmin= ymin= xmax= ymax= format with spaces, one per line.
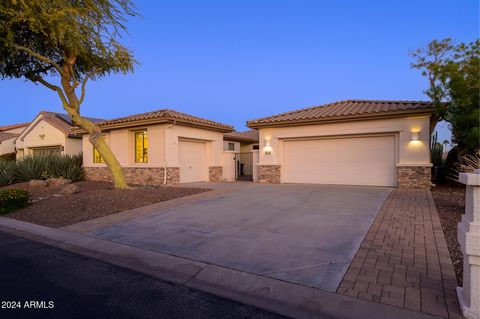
xmin=208 ymin=166 xmax=223 ymax=182
xmin=258 ymin=165 xmax=281 ymax=183
xmin=84 ymin=167 xmax=180 ymax=185
xmin=397 ymin=166 xmax=431 ymax=189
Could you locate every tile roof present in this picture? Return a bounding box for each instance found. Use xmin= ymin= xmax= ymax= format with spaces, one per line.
xmin=224 ymin=130 xmax=259 ymax=143
xmin=247 ymin=100 xmax=435 ymax=128
xmin=0 ymin=132 xmax=20 ymax=142
xmin=88 ymin=109 xmax=233 ymax=133
xmin=40 ymin=111 xmax=104 ymax=134
xmin=0 ymin=122 xmax=29 ymax=132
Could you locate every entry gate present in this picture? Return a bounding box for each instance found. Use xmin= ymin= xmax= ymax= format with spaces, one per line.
xmin=234 ymin=152 xmax=253 ymax=181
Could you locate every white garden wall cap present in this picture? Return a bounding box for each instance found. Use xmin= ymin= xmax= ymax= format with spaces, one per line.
xmin=74 ymin=109 xmax=234 ymax=133
xmin=247 ymin=99 xmax=436 ymax=128
xmin=459 ymin=171 xmax=480 ymax=186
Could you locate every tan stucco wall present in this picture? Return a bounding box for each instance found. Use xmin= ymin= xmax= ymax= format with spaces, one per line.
xmin=223 ymin=140 xmax=240 ymax=152
xmin=83 ymin=123 xmax=224 ymax=169
xmin=258 ymin=115 xmax=432 ymax=168
xmin=15 ymin=119 xmax=80 ymax=157
xmin=0 ymin=138 xmax=16 ymax=155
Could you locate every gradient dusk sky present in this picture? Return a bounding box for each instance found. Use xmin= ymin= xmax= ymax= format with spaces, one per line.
xmin=0 ymin=1 xmax=478 ymax=143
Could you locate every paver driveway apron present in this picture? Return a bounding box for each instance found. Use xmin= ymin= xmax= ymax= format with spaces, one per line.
xmin=87 ymin=183 xmax=391 ymax=292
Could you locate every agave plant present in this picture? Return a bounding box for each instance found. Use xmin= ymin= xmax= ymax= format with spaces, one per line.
xmin=0 ymin=159 xmax=16 ymax=186
xmin=13 ymin=154 xmax=84 ymax=183
xmin=450 ymin=151 xmax=480 ymax=181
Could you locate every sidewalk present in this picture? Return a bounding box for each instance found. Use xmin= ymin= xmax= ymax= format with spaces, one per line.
xmin=337 ymin=189 xmax=461 ymax=318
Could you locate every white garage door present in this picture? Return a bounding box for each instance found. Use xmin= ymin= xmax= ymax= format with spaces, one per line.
xmin=283 ymin=135 xmax=395 ymax=187
xmin=179 ymin=140 xmax=207 ymax=183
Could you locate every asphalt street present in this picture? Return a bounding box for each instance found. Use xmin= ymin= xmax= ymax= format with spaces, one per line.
xmin=0 ymin=231 xmax=289 ymax=319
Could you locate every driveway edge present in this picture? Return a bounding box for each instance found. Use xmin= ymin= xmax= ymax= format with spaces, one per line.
xmin=0 ymin=217 xmax=441 ymax=319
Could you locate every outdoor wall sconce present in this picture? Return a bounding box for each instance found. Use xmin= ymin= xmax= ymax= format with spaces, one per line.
xmin=411 ymin=131 xmax=420 ymax=141
xmin=263 ymin=138 xmax=272 ymax=155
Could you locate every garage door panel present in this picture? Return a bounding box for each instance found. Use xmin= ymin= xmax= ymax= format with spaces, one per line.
xmin=179 ymin=140 xmax=207 ymax=183
xmin=283 ymin=136 xmax=395 ymax=187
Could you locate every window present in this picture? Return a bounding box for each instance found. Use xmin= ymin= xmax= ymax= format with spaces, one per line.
xmin=32 ymin=146 xmax=61 ymax=157
xmin=252 ymin=144 xmax=259 ymax=150
xmin=135 ymin=130 xmax=148 ymax=163
xmin=93 ymin=147 xmax=104 ymax=163
xmin=228 ymin=142 xmax=235 ymax=151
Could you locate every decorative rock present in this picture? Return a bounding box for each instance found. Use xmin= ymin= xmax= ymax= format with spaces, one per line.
xmin=28 ymin=180 xmax=48 ymax=188
xmin=47 ymin=178 xmax=71 ymax=187
xmin=61 ymin=184 xmax=80 ymax=195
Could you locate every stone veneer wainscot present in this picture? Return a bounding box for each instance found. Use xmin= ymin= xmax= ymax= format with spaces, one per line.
xmin=258 ymin=165 xmax=281 ymax=184
xmin=396 ymin=165 xmax=431 ymax=189
xmin=84 ymin=167 xmax=180 ymax=185
xmin=208 ymin=166 xmax=223 ymax=182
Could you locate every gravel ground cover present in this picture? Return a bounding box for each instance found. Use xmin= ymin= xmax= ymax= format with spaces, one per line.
xmin=431 ymin=184 xmax=465 ymax=286
xmin=2 ymin=181 xmax=209 ymax=228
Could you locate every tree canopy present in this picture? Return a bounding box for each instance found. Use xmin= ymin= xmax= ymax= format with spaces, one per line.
xmin=411 ymin=38 xmax=479 ymax=154
xmin=0 ymin=0 xmax=136 ymax=86
xmin=0 ymin=0 xmax=139 ymax=189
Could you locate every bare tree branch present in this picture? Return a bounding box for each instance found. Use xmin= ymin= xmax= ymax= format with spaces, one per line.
xmin=78 ymin=70 xmax=100 ymax=106
xmin=26 ymin=74 xmax=70 ymax=108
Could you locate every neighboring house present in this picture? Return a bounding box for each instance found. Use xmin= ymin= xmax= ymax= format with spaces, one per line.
xmin=247 ymin=100 xmax=436 ymax=189
xmin=0 ymin=122 xmax=29 ymax=156
xmin=79 ymin=109 xmax=234 ymax=184
xmin=16 ymin=112 xmax=104 ymax=158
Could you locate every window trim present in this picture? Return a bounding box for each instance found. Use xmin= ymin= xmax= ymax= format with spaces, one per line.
xmin=93 ymin=147 xmax=105 ymax=164
xmin=134 ymin=130 xmax=148 ymax=163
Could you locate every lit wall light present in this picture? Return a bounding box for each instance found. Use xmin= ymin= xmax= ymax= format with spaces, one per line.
xmin=411 ymin=131 xmax=420 ymax=141
xmin=263 ymin=138 xmax=272 ymax=155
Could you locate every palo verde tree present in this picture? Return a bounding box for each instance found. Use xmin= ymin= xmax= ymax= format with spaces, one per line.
xmin=0 ymin=0 xmax=139 ymax=189
xmin=410 ymin=38 xmax=480 ymax=154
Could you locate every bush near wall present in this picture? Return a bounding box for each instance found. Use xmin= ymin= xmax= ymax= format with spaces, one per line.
xmin=0 ymin=152 xmax=16 ymax=161
xmin=0 ymin=154 xmax=84 ymax=187
xmin=0 ymin=189 xmax=29 ymax=214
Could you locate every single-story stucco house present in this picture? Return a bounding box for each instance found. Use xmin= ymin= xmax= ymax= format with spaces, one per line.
xmin=0 ymin=122 xmax=29 ymax=156
xmin=247 ymin=99 xmax=436 ymax=188
xmin=79 ymin=109 xmax=234 ymax=184
xmin=16 ymin=111 xmax=104 ymax=158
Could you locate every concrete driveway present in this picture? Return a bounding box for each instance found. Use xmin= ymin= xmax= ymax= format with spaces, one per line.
xmin=87 ymin=182 xmax=391 ymax=291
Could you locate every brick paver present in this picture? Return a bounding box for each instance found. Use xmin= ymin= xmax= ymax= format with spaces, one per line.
xmin=337 ymin=189 xmax=462 ymax=318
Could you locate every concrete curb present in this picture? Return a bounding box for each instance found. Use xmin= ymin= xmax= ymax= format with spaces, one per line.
xmin=0 ymin=217 xmax=442 ymax=319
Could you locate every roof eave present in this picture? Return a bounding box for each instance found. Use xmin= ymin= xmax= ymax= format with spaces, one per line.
xmin=75 ymin=118 xmax=233 ymax=134
xmin=247 ymin=109 xmax=436 ymax=129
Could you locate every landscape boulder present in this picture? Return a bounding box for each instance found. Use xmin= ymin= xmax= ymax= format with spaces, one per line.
xmin=47 ymin=178 xmax=71 ymax=187
xmin=61 ymin=184 xmax=80 ymax=195
xmin=28 ymin=180 xmax=48 ymax=188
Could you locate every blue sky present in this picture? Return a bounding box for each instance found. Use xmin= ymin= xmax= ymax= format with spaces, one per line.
xmin=0 ymin=1 xmax=478 ymax=143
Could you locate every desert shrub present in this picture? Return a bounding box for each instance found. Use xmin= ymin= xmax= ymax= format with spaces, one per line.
xmin=45 ymin=154 xmax=84 ymax=181
xmin=13 ymin=154 xmax=84 ymax=184
xmin=14 ymin=156 xmax=48 ymax=181
xmin=0 ymin=152 xmax=16 ymax=161
xmin=0 ymin=189 xmax=29 ymax=214
xmin=0 ymin=159 xmax=17 ymax=187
